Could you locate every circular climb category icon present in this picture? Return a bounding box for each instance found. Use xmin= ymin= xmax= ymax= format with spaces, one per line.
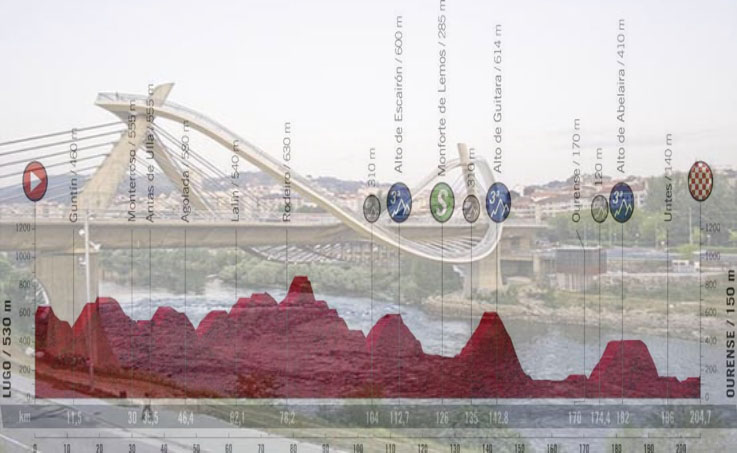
xmin=688 ymin=160 xmax=713 ymax=202
xmin=429 ymin=182 xmax=455 ymax=223
xmin=591 ymin=194 xmax=609 ymax=224
xmin=486 ymin=182 xmax=511 ymax=223
xmin=363 ymin=194 xmax=381 ymax=223
xmin=609 ymin=182 xmax=635 ymax=223
xmin=386 ymin=182 xmax=412 ymax=223
xmin=462 ymin=195 xmax=480 ymax=224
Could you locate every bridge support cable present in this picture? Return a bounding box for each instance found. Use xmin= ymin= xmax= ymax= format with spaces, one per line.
xmin=0 ymin=128 xmax=124 ymax=158
xmin=0 ymin=140 xmax=117 ymax=170
xmin=152 ymin=126 xmax=229 ymax=183
xmin=0 ymin=121 xmax=123 ymax=148
xmin=151 ymin=129 xmax=231 ymax=215
xmin=152 ymin=124 xmax=259 ymax=216
xmin=0 ymin=152 xmax=109 ymax=181
xmin=153 ymin=123 xmax=259 ymax=205
xmin=148 ymin=131 xmax=215 ymax=215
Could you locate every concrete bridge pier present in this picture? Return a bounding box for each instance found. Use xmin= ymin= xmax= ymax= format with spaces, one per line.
xmin=36 ymin=252 xmax=100 ymax=323
xmin=462 ymin=251 xmax=502 ymax=298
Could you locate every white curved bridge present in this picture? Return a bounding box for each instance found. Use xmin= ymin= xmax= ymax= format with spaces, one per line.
xmin=90 ymin=83 xmax=503 ymax=264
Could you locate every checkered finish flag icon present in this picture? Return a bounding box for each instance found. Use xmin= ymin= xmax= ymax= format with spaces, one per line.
xmin=688 ymin=161 xmax=713 ymax=202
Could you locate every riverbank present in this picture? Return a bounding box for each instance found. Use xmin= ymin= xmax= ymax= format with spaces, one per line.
xmin=424 ymin=284 xmax=712 ymax=341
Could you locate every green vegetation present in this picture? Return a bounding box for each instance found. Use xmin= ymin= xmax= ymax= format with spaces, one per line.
xmin=100 ymin=248 xmax=231 ymax=295
xmin=0 ymin=254 xmax=37 ymax=339
xmin=100 ymin=248 xmax=462 ymax=303
xmin=0 ymin=253 xmax=34 ymax=306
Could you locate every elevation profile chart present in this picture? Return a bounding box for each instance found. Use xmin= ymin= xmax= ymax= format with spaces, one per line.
xmin=35 ymin=276 xmax=699 ymax=399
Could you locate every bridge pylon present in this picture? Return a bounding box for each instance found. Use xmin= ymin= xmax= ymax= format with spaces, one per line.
xmin=79 ymin=83 xmax=210 ymax=214
xmin=462 ymin=251 xmax=503 ymax=297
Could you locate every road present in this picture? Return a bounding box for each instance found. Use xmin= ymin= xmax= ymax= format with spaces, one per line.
xmin=1 ymin=373 xmax=327 ymax=453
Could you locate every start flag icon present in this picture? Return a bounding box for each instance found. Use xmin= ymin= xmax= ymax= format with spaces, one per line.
xmin=22 ymin=160 xmax=48 ymax=202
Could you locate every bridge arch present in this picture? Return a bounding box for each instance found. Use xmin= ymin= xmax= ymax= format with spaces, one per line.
xmin=89 ymin=84 xmax=502 ymax=264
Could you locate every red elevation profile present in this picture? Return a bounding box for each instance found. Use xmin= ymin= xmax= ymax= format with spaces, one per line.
xmin=35 ymin=276 xmax=699 ymax=399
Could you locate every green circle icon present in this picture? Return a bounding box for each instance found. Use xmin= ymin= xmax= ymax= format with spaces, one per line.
xmin=429 ymin=182 xmax=455 ymax=223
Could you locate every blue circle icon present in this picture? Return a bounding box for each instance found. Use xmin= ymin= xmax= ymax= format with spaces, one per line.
xmin=609 ymin=182 xmax=635 ymax=223
xmin=387 ymin=182 xmax=412 ymax=223
xmin=486 ymin=182 xmax=511 ymax=223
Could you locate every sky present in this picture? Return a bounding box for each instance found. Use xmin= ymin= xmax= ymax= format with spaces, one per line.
xmin=1 ymin=0 xmax=736 ymax=191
